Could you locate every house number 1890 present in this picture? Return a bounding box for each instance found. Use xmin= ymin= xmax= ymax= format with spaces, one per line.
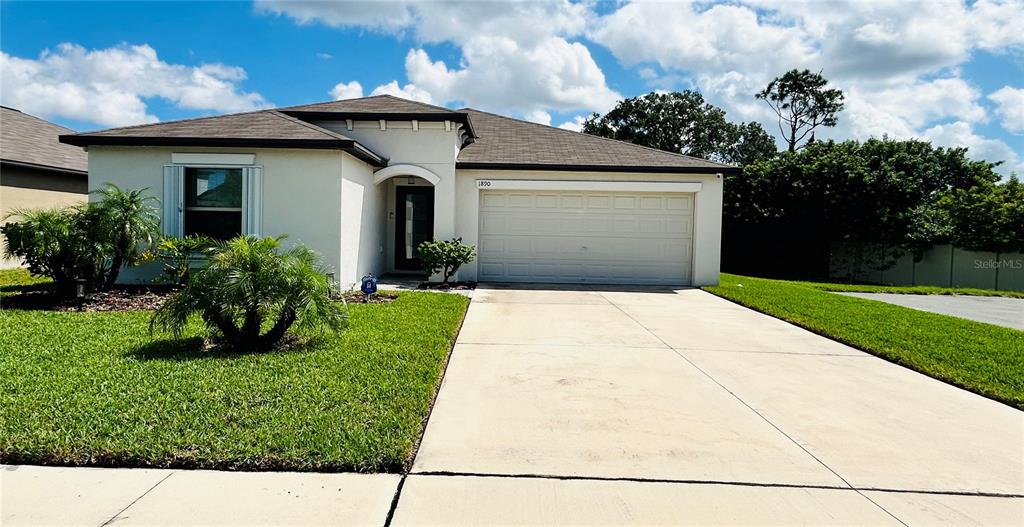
xmin=477 ymin=180 xmax=493 ymax=188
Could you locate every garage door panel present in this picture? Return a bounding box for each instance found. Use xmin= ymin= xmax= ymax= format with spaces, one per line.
xmin=479 ymin=190 xmax=693 ymax=285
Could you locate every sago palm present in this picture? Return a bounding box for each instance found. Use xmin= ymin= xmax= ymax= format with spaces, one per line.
xmin=151 ymin=236 xmax=347 ymax=350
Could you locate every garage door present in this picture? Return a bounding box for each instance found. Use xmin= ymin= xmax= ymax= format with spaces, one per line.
xmin=478 ymin=190 xmax=693 ymax=285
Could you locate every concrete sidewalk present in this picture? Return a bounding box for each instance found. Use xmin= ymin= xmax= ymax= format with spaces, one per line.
xmin=1 ymin=465 xmax=399 ymax=526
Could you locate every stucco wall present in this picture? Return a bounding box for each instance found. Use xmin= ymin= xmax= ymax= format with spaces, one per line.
xmin=87 ymin=146 xmax=346 ymax=283
xmin=314 ymin=120 xmax=460 ymax=240
xmin=453 ymin=169 xmax=724 ymax=286
xmin=340 ymin=153 xmax=385 ymax=288
xmin=1 ymin=164 xmax=88 ymax=268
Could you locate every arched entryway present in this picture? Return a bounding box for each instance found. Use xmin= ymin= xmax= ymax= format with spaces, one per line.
xmin=374 ymin=164 xmax=440 ymax=273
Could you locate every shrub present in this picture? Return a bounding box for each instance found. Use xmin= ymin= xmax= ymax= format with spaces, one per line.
xmin=2 ymin=206 xmax=109 ymax=296
xmin=416 ymin=238 xmax=476 ymax=284
xmin=1 ymin=185 xmax=160 ymax=295
xmin=143 ymin=235 xmax=215 ymax=286
xmin=93 ymin=184 xmax=160 ymax=287
xmin=151 ymin=236 xmax=347 ymax=351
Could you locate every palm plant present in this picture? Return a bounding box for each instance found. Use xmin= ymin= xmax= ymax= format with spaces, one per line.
xmin=2 ymin=206 xmax=108 ymax=296
xmin=93 ymin=184 xmax=161 ymax=287
xmin=151 ymin=236 xmax=347 ymax=351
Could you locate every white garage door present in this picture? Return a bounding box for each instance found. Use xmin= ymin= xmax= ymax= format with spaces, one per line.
xmin=478 ymin=190 xmax=693 ymax=285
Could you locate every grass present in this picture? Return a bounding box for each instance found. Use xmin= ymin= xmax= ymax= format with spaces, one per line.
xmin=0 ymin=289 xmax=469 ymax=472
xmin=703 ymin=273 xmax=1024 ymax=409
xmin=0 ymin=269 xmax=51 ymax=297
xmin=791 ymin=278 xmax=1024 ymax=299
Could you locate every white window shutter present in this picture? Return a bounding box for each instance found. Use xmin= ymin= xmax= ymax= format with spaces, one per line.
xmin=243 ymin=166 xmax=262 ymax=237
xmin=161 ymin=165 xmax=183 ymax=237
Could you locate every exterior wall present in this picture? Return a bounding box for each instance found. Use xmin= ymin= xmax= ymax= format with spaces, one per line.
xmin=339 ymin=153 xmax=386 ymax=288
xmin=87 ymin=146 xmax=347 ymax=283
xmin=313 ymin=120 xmax=460 ymax=240
xmin=453 ymin=169 xmax=724 ymax=286
xmin=0 ymin=164 xmax=87 ymax=268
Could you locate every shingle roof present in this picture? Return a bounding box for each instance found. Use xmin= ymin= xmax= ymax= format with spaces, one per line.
xmin=57 ymin=95 xmax=734 ymax=173
xmin=456 ymin=108 xmax=736 ymax=173
xmin=1 ymin=107 xmax=87 ymax=174
xmin=281 ymin=94 xmax=461 ymax=115
xmin=60 ymin=110 xmax=386 ymax=166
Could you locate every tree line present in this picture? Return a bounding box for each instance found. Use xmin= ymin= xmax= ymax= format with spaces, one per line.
xmin=582 ymin=70 xmax=1022 ymax=279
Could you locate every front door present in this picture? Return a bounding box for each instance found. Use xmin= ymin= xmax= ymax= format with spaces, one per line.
xmin=394 ymin=185 xmax=435 ymax=271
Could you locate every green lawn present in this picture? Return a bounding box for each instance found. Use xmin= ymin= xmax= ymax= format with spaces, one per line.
xmin=0 ymin=269 xmax=51 ymax=297
xmin=0 ymin=287 xmax=468 ymax=472
xmin=704 ymin=273 xmax=1024 ymax=408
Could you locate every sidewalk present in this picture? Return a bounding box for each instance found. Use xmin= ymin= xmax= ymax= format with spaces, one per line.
xmin=1 ymin=465 xmax=399 ymax=526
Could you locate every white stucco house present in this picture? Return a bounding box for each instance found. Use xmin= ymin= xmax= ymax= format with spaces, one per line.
xmin=60 ymin=95 xmax=734 ymax=287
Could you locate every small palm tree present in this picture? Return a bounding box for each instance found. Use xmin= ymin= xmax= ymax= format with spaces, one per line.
xmin=93 ymin=184 xmax=161 ymax=287
xmin=151 ymin=236 xmax=347 ymax=351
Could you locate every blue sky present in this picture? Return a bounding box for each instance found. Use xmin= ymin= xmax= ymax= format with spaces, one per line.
xmin=2 ymin=1 xmax=1021 ymax=174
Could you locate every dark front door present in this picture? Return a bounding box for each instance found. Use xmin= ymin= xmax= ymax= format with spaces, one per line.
xmin=394 ymin=185 xmax=435 ymax=271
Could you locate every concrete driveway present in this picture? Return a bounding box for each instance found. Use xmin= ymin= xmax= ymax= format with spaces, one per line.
xmin=397 ymin=285 xmax=1024 ymax=525
xmin=838 ymin=292 xmax=1024 ymax=330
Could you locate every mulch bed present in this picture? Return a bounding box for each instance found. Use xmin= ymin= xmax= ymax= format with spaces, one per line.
xmin=1 ymin=285 xmax=174 ymax=312
xmin=342 ymin=291 xmax=399 ymax=304
xmin=417 ymin=281 xmax=477 ymax=291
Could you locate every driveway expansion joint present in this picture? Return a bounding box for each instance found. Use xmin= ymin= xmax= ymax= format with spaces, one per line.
xmin=598 ymin=291 xmax=911 ymax=526
xmin=98 ymin=470 xmax=176 ymax=527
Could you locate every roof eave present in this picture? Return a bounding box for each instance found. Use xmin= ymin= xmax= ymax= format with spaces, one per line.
xmin=281 ymin=110 xmax=478 ymax=139
xmin=454 ymin=162 xmax=739 ymax=175
xmin=58 ymin=135 xmax=387 ymax=168
xmin=0 ymin=158 xmax=87 ymax=176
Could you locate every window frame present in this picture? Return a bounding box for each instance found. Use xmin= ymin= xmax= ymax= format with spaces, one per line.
xmin=163 ymin=163 xmax=262 ymax=240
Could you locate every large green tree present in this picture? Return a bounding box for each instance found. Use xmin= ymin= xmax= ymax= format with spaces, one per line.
xmin=757 ymin=69 xmax=845 ymax=152
xmin=723 ymin=139 xmax=1003 ymax=277
xmin=582 ymin=91 xmax=777 ymax=165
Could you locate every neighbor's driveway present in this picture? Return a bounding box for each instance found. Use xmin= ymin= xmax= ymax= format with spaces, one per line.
xmin=396 ymin=285 xmax=1024 ymax=525
xmin=838 ymin=292 xmax=1024 ymax=330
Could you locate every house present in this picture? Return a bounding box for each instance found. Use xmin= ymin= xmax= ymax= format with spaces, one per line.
xmin=1 ymin=107 xmax=88 ymax=268
xmin=60 ymin=95 xmax=733 ymax=287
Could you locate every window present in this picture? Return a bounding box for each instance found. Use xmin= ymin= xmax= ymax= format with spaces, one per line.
xmin=183 ymin=168 xmax=244 ymax=240
xmin=163 ymin=164 xmax=260 ymax=239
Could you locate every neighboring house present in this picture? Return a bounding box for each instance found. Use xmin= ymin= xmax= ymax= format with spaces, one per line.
xmin=60 ymin=95 xmax=733 ymax=287
xmin=1 ymin=107 xmax=88 ymax=268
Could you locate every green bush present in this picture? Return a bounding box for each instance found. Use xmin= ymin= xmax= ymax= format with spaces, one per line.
xmin=94 ymin=184 xmax=160 ymax=287
xmin=151 ymin=236 xmax=347 ymax=351
xmin=1 ymin=184 xmax=160 ymax=294
xmin=416 ymin=238 xmax=476 ymax=283
xmin=1 ymin=206 xmax=109 ymax=296
xmin=142 ymin=235 xmax=215 ymax=286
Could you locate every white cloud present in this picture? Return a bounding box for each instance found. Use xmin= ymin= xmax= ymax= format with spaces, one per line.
xmin=399 ymin=38 xmax=620 ymax=115
xmin=330 ymin=80 xmax=363 ymax=100
xmin=0 ymin=43 xmax=269 ymax=128
xmin=923 ymin=121 xmax=1023 ymax=176
xmin=843 ymin=77 xmax=987 ymax=139
xmin=557 ymin=115 xmax=587 ymax=132
xmin=259 ymin=0 xmax=617 ymax=118
xmin=524 ymin=110 xmax=552 ymax=126
xmin=316 ymin=52 xmax=333 ymax=60
xmin=989 ymin=86 xmax=1024 ymax=133
xmin=369 ymin=80 xmax=434 ymax=103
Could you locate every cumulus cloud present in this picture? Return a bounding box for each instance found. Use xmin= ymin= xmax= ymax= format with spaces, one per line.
xmin=988 ymin=86 xmax=1024 ymax=133
xmin=330 ymin=80 xmax=363 ymax=100
xmin=259 ymin=0 xmax=618 ymax=117
xmin=368 ymin=80 xmax=435 ymax=103
xmin=557 ymin=115 xmax=587 ymax=132
xmin=923 ymin=121 xmax=1023 ymax=176
xmin=0 ymin=43 xmax=269 ymax=128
